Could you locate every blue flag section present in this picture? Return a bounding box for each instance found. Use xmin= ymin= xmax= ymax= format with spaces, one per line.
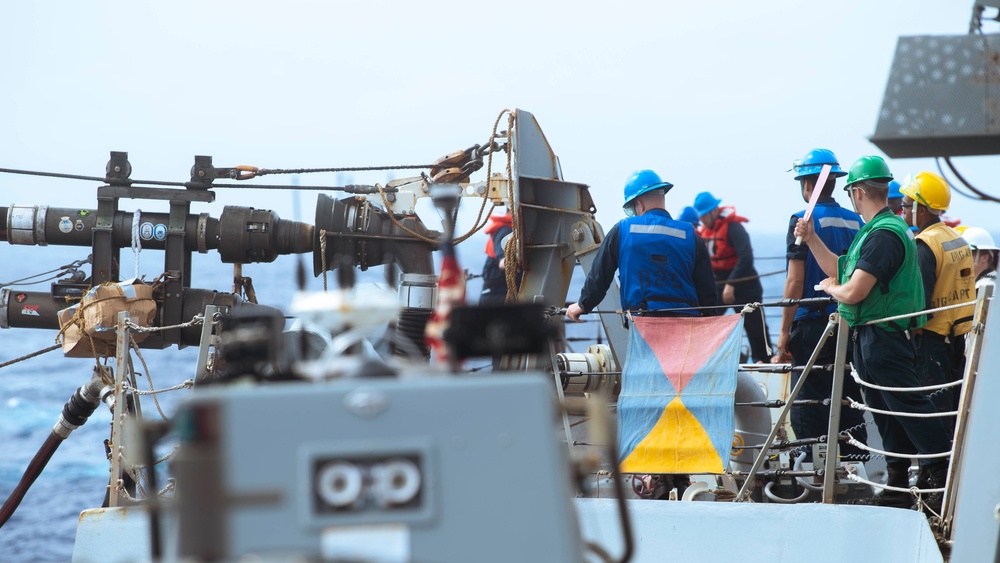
xmin=618 ymin=314 xmax=744 ymax=474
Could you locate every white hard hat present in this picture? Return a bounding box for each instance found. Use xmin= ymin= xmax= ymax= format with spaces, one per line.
xmin=962 ymin=226 xmax=1000 ymax=251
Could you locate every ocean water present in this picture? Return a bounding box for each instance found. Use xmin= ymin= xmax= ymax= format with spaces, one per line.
xmin=0 ymin=230 xmax=788 ymax=561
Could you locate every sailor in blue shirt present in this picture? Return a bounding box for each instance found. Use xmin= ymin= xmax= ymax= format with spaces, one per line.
xmin=776 ymin=149 xmax=868 ymax=460
xmin=567 ymin=169 xmax=717 ymax=322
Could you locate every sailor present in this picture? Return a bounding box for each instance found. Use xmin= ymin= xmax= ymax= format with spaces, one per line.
xmin=962 ymin=226 xmax=998 ymax=289
xmin=566 ymin=169 xmax=717 ymax=500
xmin=900 ymin=172 xmax=975 ymax=430
xmin=794 ymin=155 xmax=952 ymax=511
xmin=775 ymin=148 xmax=868 ymax=460
xmin=694 ymin=191 xmax=772 ymax=363
xmin=480 ymin=211 xmax=514 ymax=306
xmin=566 ymin=169 xmax=717 ymax=322
xmin=887 ymin=180 xmax=904 ymax=215
xmin=678 ymin=205 xmax=701 ymax=231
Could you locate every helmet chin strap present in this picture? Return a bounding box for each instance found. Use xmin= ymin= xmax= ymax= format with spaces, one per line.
xmin=911 ymin=200 xmax=918 ymax=227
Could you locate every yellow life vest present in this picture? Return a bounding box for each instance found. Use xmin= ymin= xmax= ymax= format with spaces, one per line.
xmin=916 ymin=222 xmax=975 ymax=336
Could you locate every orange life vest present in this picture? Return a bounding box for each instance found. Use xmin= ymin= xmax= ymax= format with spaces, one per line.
xmin=484 ymin=214 xmax=512 ymax=259
xmin=700 ymin=206 xmax=748 ymax=272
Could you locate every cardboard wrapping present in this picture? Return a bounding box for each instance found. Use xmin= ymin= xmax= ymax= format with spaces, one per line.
xmin=57 ymin=279 xmax=157 ymax=358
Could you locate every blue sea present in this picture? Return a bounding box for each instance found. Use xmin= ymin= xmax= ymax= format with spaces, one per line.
xmin=0 ymin=231 xmax=788 ymax=561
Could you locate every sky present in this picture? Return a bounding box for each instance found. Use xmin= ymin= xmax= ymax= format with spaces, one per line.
xmin=1 ymin=1 xmax=997 ymax=241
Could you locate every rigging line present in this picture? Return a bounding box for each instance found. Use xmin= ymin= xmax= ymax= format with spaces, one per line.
xmin=861 ymin=298 xmax=975 ymax=326
xmin=0 ymin=166 xmax=106 ymax=183
xmin=934 ymin=157 xmax=977 ymax=200
xmin=716 ymin=269 xmax=785 ymax=285
xmin=944 ymin=156 xmax=1000 ymax=203
xmin=212 ymin=183 xmax=363 ymax=191
xmin=0 ymin=263 xmax=85 ymax=288
xmin=0 ymin=166 xmax=413 ymax=192
xmin=0 ymin=167 xmax=183 ymax=188
xmin=0 ymin=273 xmax=64 ymax=288
xmin=844 ymin=433 xmax=951 ymax=460
xmin=0 ymin=345 xmax=62 ymax=369
xmin=640 ymin=296 xmax=836 ymax=314
xmin=254 ymin=164 xmax=436 ymax=176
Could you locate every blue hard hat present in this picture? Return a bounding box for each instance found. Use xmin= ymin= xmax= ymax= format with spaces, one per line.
xmin=623 ymin=169 xmax=673 ymax=209
xmin=693 ymin=191 xmax=722 ymax=216
xmin=888 ymin=180 xmax=903 ymax=200
xmin=678 ymin=206 xmax=700 ymax=226
xmin=791 ymin=148 xmax=848 ymax=180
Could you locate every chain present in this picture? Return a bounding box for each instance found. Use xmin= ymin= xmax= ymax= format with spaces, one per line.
xmin=320 ymin=228 xmax=329 ymax=291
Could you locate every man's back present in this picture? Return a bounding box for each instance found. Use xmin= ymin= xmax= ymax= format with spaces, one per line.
xmin=617 ymin=209 xmax=699 ymax=312
xmin=915 ymin=222 xmax=975 ymax=337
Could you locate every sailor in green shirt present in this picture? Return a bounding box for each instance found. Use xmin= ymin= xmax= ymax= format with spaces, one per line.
xmin=794 ymin=156 xmax=951 ymax=514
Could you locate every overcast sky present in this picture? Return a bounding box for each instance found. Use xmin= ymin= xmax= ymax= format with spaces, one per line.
xmin=1 ymin=1 xmax=997 ymax=241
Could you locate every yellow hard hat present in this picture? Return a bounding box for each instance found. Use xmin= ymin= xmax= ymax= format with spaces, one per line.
xmin=899 ymin=171 xmax=951 ymax=211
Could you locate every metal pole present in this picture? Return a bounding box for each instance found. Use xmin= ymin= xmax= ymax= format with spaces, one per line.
xmin=822 ymin=314 xmax=849 ymax=503
xmin=108 ymin=310 xmax=131 ymax=507
xmin=942 ymin=283 xmax=993 ymax=534
xmin=736 ymin=316 xmax=837 ymax=501
xmin=194 ymin=305 xmax=218 ymax=383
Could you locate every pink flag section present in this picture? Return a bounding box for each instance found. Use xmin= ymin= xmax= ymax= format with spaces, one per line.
xmin=634 ymin=315 xmax=742 ymax=394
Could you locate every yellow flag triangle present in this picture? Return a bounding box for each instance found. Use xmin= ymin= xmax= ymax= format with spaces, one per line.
xmin=620 ymin=396 xmax=724 ymax=474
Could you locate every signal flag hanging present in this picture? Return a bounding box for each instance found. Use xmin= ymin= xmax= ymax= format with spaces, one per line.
xmin=618 ymin=314 xmax=743 ymax=474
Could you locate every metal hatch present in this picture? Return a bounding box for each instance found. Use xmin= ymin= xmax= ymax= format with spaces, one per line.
xmin=870 ymin=33 xmax=1000 ymax=157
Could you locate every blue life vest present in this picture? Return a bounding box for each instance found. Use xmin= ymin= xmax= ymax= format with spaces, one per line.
xmin=617 ymin=210 xmax=698 ymax=314
xmin=793 ymin=201 xmax=863 ymax=321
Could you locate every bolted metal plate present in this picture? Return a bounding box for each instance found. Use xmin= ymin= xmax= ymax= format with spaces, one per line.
xmin=871 ymin=33 xmax=1000 ymax=158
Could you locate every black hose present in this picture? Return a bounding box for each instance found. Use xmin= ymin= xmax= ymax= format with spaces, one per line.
xmin=0 ymin=433 xmax=62 ymax=528
xmin=0 ymin=378 xmax=103 ymax=529
xmin=395 ymin=308 xmax=432 ymax=359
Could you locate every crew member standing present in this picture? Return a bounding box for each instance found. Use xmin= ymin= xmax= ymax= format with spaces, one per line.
xmin=567 ymin=169 xmax=718 ymax=501
xmin=795 ymin=155 xmax=951 ymax=511
xmin=888 ymin=180 xmax=904 ymax=215
xmin=567 ymin=169 xmax=717 ymax=321
xmin=963 ymin=227 xmax=998 ymax=289
xmin=480 ymin=212 xmax=513 ymax=306
xmin=900 ymin=172 xmax=975 ymax=429
xmin=775 ymin=148 xmax=867 ymax=458
xmin=678 ymin=206 xmax=701 ymax=231
xmin=694 ymin=191 xmax=772 ymax=363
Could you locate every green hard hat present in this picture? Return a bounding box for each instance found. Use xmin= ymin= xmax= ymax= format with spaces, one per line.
xmin=845 ymin=155 xmax=893 ymax=187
